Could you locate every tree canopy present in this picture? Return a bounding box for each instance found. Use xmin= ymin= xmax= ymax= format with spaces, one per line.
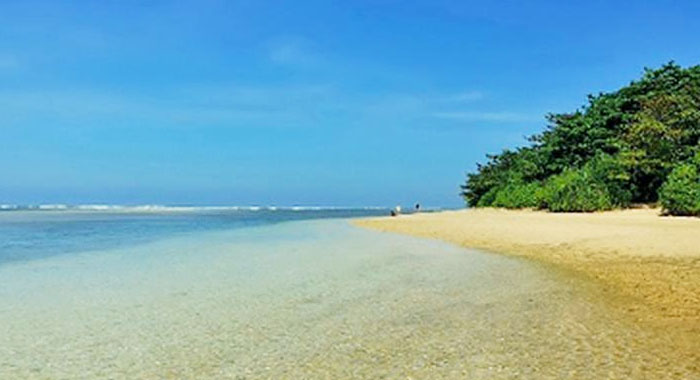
xmin=461 ymin=62 xmax=700 ymax=215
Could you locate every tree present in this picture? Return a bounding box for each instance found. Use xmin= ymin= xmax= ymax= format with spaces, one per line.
xmin=462 ymin=62 xmax=700 ymax=214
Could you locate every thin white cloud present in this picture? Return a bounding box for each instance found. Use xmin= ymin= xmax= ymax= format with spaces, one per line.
xmin=0 ymin=84 xmax=335 ymax=127
xmin=326 ymin=90 xmax=496 ymax=129
xmin=432 ymin=111 xmax=539 ymax=123
xmin=175 ymin=83 xmax=333 ymax=107
xmin=441 ymin=91 xmax=484 ymax=103
xmin=359 ymin=90 xmax=484 ymax=113
xmin=267 ymin=37 xmax=320 ymax=67
xmin=0 ymin=54 xmax=19 ymax=70
xmin=1 ymin=84 xmax=530 ymax=131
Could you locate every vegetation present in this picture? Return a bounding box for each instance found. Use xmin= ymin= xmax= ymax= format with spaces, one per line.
xmin=658 ymin=153 xmax=700 ymax=216
xmin=461 ymin=62 xmax=700 ymax=216
xmin=490 ymin=182 xmax=542 ymax=209
xmin=539 ymin=168 xmax=613 ymax=212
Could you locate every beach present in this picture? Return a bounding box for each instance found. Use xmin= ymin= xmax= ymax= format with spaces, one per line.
xmin=355 ymin=208 xmax=700 ymax=329
xmin=1 ymin=212 xmax=698 ymax=378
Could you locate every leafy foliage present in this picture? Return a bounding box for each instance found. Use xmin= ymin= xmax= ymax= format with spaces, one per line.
xmin=490 ymin=182 xmax=542 ymax=209
xmin=461 ymin=62 xmax=700 ymax=214
xmin=658 ymin=155 xmax=700 ymax=216
xmin=583 ymin=154 xmax=633 ymax=207
xmin=462 ymin=147 xmax=545 ymax=207
xmin=540 ymin=168 xmax=613 ymax=212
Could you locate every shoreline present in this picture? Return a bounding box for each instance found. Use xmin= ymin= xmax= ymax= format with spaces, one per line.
xmin=3 ymin=213 xmax=699 ymax=377
xmin=353 ymin=208 xmax=700 ymax=327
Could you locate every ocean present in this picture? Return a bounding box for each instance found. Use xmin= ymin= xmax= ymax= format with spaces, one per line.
xmin=0 ymin=207 xmax=692 ymax=378
xmin=0 ymin=206 xmax=388 ymax=265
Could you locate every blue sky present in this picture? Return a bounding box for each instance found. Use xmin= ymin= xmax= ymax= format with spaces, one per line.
xmin=1 ymin=0 xmax=699 ymax=207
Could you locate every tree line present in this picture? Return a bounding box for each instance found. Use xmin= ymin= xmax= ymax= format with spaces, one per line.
xmin=461 ymin=62 xmax=700 ymax=216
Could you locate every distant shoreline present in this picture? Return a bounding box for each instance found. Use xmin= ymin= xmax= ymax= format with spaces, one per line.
xmin=354 ymin=208 xmax=700 ymax=328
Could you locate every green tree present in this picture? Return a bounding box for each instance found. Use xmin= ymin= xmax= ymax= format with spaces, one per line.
xmin=658 ymin=163 xmax=700 ymax=216
xmin=659 ymin=151 xmax=700 ymax=216
xmin=462 ymin=62 xmax=700 ymax=214
xmin=540 ymin=169 xmax=613 ymax=212
xmin=490 ymin=182 xmax=542 ymax=209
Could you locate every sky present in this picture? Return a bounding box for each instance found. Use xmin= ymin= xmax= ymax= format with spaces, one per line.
xmin=1 ymin=0 xmax=699 ymax=207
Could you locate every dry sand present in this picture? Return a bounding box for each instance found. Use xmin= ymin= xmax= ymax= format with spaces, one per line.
xmin=354 ymin=208 xmax=700 ymax=327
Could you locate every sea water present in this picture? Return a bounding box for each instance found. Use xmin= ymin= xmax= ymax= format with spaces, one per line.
xmin=0 ymin=209 xmax=695 ymax=379
xmin=0 ymin=207 xmax=388 ymax=265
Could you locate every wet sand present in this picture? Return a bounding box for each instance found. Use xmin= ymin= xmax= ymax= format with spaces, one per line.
xmin=1 ymin=218 xmax=698 ymax=378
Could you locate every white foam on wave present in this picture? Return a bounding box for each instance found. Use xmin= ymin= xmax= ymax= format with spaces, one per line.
xmin=37 ymin=204 xmax=70 ymax=210
xmin=0 ymin=204 xmax=391 ymax=213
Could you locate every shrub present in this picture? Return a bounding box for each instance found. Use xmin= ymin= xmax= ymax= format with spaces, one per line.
xmin=658 ymin=163 xmax=700 ymax=216
xmin=534 ymin=184 xmax=553 ymax=210
xmin=542 ymin=169 xmax=613 ymax=212
xmin=584 ymin=154 xmax=633 ymax=207
xmin=491 ymin=182 xmax=542 ymax=209
xmin=476 ymin=187 xmax=500 ymax=207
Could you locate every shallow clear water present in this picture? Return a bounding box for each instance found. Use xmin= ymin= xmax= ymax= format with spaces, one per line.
xmin=0 ymin=208 xmax=387 ymax=264
xmin=0 ymin=213 xmax=696 ymax=379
